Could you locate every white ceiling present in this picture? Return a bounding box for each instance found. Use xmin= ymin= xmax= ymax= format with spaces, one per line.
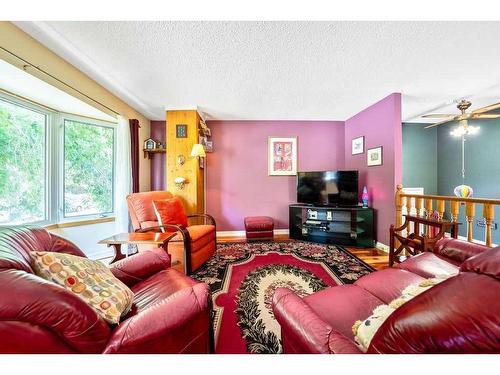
xmin=14 ymin=21 xmax=500 ymax=122
xmin=0 ymin=58 xmax=116 ymax=121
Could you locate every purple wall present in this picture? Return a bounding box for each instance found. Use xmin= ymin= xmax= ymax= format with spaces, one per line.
xmin=205 ymin=121 xmax=345 ymax=231
xmin=344 ymin=93 xmax=402 ymax=245
xmin=150 ymin=120 xmax=166 ymax=191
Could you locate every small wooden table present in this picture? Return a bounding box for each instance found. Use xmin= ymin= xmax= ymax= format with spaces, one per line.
xmin=99 ymin=232 xmax=177 ymax=264
xmin=389 ymin=215 xmax=461 ymax=267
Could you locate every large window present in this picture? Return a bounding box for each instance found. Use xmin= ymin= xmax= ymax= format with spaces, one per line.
xmin=0 ymin=93 xmax=116 ymax=225
xmin=64 ymin=119 xmax=115 ymax=217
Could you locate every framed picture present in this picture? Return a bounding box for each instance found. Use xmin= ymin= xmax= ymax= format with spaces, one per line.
xmin=351 ymin=136 xmax=364 ymax=155
xmin=268 ymin=137 xmax=298 ymax=176
xmin=367 ymin=146 xmax=383 ymax=166
xmin=205 ymin=140 xmax=214 ymax=153
xmin=176 ymin=124 xmax=187 ymax=138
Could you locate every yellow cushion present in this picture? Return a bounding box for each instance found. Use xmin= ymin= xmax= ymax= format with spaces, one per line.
xmin=30 ymin=251 xmax=134 ymax=325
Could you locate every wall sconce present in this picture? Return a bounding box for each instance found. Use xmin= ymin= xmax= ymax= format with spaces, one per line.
xmin=190 ymin=143 xmax=206 ymax=169
xmin=176 ymin=154 xmax=186 ymax=166
xmin=174 ymin=177 xmax=187 ymax=190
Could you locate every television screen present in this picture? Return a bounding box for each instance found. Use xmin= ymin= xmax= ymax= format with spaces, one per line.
xmin=297 ymin=171 xmax=359 ymax=206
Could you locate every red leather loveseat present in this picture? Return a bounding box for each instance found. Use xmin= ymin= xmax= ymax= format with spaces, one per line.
xmin=272 ymin=238 xmax=500 ymax=353
xmin=0 ymin=226 xmax=212 ymax=354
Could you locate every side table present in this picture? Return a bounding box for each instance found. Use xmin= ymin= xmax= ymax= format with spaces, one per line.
xmin=99 ymin=232 xmax=176 ymax=264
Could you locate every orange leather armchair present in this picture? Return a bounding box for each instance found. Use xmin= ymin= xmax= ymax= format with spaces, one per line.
xmin=127 ymin=191 xmax=216 ymax=274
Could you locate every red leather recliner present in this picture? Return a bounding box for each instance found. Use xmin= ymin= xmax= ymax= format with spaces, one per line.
xmin=272 ymin=239 xmax=500 ymax=354
xmin=0 ymin=226 xmax=212 ymax=354
xmin=127 ymin=191 xmax=216 ymax=274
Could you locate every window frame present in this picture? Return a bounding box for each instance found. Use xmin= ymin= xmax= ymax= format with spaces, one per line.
xmin=59 ymin=113 xmax=117 ymax=222
xmin=0 ymin=91 xmax=53 ymax=226
xmin=0 ymin=91 xmax=117 ymax=226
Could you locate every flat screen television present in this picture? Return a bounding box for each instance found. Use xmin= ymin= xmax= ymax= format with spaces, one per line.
xmin=297 ymin=170 xmax=359 ymax=206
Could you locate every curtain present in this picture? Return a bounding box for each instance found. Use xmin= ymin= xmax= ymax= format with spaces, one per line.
xmin=129 ymin=119 xmax=141 ymax=193
xmin=115 ymin=115 xmax=132 ymax=234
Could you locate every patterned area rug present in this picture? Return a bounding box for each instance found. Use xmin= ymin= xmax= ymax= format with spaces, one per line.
xmin=191 ymin=241 xmax=373 ymax=354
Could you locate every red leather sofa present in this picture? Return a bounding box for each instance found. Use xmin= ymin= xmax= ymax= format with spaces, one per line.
xmin=0 ymin=226 xmax=212 ymax=354
xmin=273 ymin=238 xmax=500 ymax=353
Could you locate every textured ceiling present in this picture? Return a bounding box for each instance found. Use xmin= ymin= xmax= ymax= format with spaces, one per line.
xmin=15 ymin=21 xmax=500 ymax=121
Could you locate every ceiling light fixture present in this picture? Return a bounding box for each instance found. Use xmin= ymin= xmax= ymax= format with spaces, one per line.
xmin=450 ymin=125 xmax=480 ymax=137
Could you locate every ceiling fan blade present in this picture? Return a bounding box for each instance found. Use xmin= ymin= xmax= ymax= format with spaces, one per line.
xmin=471 ymin=102 xmax=500 ymax=114
xmin=471 ymin=113 xmax=500 ymax=119
xmin=421 ymin=114 xmax=456 ymax=118
xmin=424 ymin=118 xmax=455 ymax=129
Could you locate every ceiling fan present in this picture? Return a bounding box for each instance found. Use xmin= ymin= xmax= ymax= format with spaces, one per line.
xmin=421 ymin=99 xmax=500 ymax=196
xmin=423 ymin=99 xmax=500 ymax=133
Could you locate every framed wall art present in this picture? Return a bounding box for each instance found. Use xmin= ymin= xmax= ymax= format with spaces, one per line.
xmin=176 ymin=124 xmax=187 ymax=138
xmin=268 ymin=137 xmax=297 ymax=176
xmin=367 ymin=146 xmax=383 ymax=166
xmin=351 ymin=136 xmax=364 ymax=155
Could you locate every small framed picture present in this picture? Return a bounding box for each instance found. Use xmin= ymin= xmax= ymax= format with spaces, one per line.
xmin=205 ymin=140 xmax=214 ymax=153
xmin=351 ymin=136 xmax=364 ymax=155
xmin=176 ymin=124 xmax=187 ymax=138
xmin=268 ymin=136 xmax=298 ymax=176
xmin=367 ymin=146 xmax=383 ymax=166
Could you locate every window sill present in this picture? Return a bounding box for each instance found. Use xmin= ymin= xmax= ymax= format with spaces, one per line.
xmin=45 ymin=216 xmax=115 ymax=230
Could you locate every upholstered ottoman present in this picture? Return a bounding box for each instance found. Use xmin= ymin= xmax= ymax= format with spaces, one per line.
xmin=244 ymin=216 xmax=274 ymax=241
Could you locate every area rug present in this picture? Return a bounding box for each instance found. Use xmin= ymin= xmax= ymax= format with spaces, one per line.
xmin=191 ymin=241 xmax=373 ymax=354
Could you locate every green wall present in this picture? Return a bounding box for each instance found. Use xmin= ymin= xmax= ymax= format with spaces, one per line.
xmin=437 ymin=119 xmax=500 ymax=243
xmin=402 ymin=123 xmax=438 ymax=194
xmin=403 ymin=119 xmax=500 ymax=244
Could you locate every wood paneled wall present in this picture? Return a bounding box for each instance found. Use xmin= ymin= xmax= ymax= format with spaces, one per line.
xmin=166 ymin=110 xmax=205 ymax=215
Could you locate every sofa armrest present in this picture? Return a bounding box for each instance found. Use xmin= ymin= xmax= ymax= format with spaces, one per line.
xmin=272 ymin=287 xmax=359 ymax=354
xmin=328 ymin=331 xmax=363 ymax=354
xmin=110 ymin=248 xmax=171 ymax=287
xmin=103 ymin=282 xmax=210 ymax=353
xmin=434 ymin=238 xmax=489 ymax=265
xmin=0 ymin=269 xmax=110 ymax=353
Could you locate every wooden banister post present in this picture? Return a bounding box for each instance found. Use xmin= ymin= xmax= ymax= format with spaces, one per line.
xmin=416 ymin=197 xmax=423 ymax=217
xmin=483 ymin=204 xmax=494 ymax=247
xmin=465 ymin=202 xmax=476 ymax=242
xmin=450 ymin=201 xmax=460 ymax=222
xmin=425 ymin=198 xmax=433 ymax=235
xmin=395 ymin=185 xmax=404 ymax=249
xmin=395 ymin=184 xmax=404 ymax=230
xmin=436 ymin=199 xmax=445 ymax=221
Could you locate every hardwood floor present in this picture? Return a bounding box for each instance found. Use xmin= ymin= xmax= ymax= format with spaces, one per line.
xmin=217 ymin=234 xmax=389 ymax=271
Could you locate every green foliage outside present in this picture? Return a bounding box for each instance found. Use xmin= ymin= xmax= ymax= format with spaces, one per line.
xmin=0 ymin=99 xmax=45 ymax=223
xmin=64 ymin=120 xmax=114 ymax=217
xmin=0 ymin=97 xmax=115 ymax=224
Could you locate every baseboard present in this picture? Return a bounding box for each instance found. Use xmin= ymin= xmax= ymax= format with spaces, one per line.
xmin=375 ymin=242 xmax=390 ymax=253
xmin=217 ymin=229 xmax=289 ymax=238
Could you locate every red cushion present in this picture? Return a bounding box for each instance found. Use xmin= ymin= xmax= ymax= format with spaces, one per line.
xmin=397 ymin=252 xmax=459 ymax=278
xmin=460 ymin=246 xmax=500 ymax=279
xmin=304 ymin=285 xmax=383 ymax=340
xmin=354 ymin=268 xmax=425 ymax=304
xmin=153 ymin=197 xmax=188 ymax=230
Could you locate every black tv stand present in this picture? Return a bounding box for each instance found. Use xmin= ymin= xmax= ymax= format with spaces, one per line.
xmin=289 ymin=203 xmax=375 ymax=248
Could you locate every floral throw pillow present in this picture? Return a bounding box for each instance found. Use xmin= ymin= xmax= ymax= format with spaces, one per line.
xmin=30 ymin=251 xmax=134 ymax=324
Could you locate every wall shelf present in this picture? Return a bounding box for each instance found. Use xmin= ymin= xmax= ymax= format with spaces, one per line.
xmin=143 ymin=148 xmax=166 ymax=159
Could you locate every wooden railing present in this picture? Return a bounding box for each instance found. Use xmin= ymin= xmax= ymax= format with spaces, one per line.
xmin=395 ymin=184 xmax=500 ymax=247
